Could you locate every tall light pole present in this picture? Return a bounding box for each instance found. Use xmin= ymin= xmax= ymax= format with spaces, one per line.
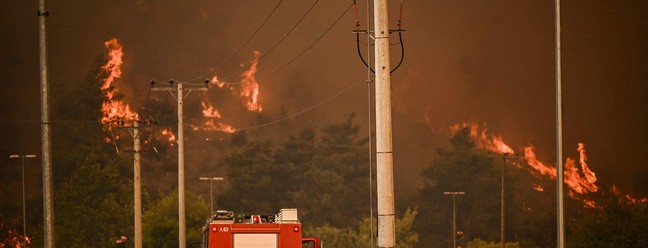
xmin=555 ymin=0 xmax=565 ymax=247
xmin=443 ymin=191 xmax=465 ymax=248
xmin=10 ymin=154 xmax=37 ymax=248
xmin=37 ymin=0 xmax=55 ymax=246
xmin=199 ymin=177 xmax=224 ymax=214
xmin=500 ymin=155 xmax=507 ymax=248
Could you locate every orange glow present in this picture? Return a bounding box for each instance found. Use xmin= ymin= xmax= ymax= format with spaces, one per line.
xmin=210 ymin=75 xmax=226 ymax=88
xmin=563 ymin=143 xmax=599 ymax=194
xmin=101 ymin=38 xmax=123 ymax=90
xmin=625 ymin=194 xmax=648 ymax=204
xmin=199 ymin=98 xmax=237 ymax=133
xmin=452 ymin=123 xmax=514 ymax=154
xmin=1 ymin=227 xmax=30 ymax=248
xmin=583 ymin=199 xmax=596 ymax=208
xmin=578 ymin=143 xmax=598 ymax=191
xmin=240 ymin=51 xmax=262 ymax=112
xmin=201 ymin=119 xmax=236 ymax=133
xmin=532 ymin=184 xmax=544 ymax=192
xmin=523 ymin=146 xmax=557 ymax=178
xmin=99 ymin=38 xmax=138 ymax=124
xmin=452 ymin=123 xmax=604 ymax=207
xmin=161 ymin=129 xmax=177 ymax=144
xmin=201 ymin=101 xmax=222 ymax=118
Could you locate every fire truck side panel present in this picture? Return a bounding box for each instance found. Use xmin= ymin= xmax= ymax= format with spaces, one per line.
xmin=207 ymin=223 xmax=302 ymax=248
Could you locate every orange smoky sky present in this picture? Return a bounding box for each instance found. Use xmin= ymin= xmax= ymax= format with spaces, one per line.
xmin=1 ymin=0 xmax=647 ymax=198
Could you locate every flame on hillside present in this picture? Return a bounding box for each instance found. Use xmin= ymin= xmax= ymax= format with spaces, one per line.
xmin=452 ymin=123 xmax=601 ymax=206
xmin=611 ymin=186 xmax=648 ymax=204
xmin=100 ymin=38 xmax=138 ymax=124
xmin=198 ymin=99 xmax=236 ymax=133
xmin=202 ymin=101 xmax=222 ymax=118
xmin=240 ymin=51 xmax=262 ymax=112
xmin=160 ymin=129 xmax=176 ymax=144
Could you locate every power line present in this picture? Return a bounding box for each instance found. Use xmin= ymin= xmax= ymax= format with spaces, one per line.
xmin=185 ymin=79 xmax=363 ymax=131
xmin=217 ymin=0 xmax=323 ymax=83
xmin=178 ymin=0 xmax=286 ymax=84
xmin=257 ymin=2 xmax=354 ymax=81
xmin=187 ymin=2 xmax=353 ymax=86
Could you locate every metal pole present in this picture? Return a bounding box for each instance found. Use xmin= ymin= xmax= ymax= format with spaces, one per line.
xmin=22 ymin=156 xmax=27 ymax=248
xmin=555 ymin=0 xmax=565 ymax=247
xmin=10 ymin=154 xmax=37 ymax=248
xmin=199 ymin=177 xmax=224 ymax=214
xmin=134 ymin=122 xmax=142 ymax=248
xmin=37 ymin=0 xmax=54 ymax=246
xmin=209 ymin=179 xmax=213 ymax=214
xmin=452 ymin=194 xmax=456 ymax=248
xmin=374 ymin=0 xmax=395 ymax=247
xmin=501 ymin=157 xmax=505 ymax=248
xmin=178 ymin=83 xmax=186 ymax=248
xmin=444 ymin=192 xmax=464 ymax=248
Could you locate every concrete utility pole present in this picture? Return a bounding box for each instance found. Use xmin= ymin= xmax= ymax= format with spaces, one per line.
xmin=374 ymin=0 xmax=395 ymax=247
xmin=153 ymin=81 xmax=207 ymax=248
xmin=444 ymin=192 xmax=465 ymax=248
xmin=555 ymin=0 xmax=565 ymax=247
xmin=37 ymin=0 xmax=55 ymax=246
xmin=133 ymin=121 xmax=142 ymax=248
xmin=10 ymin=154 xmax=37 ymax=248
xmin=199 ymin=177 xmax=224 ymax=214
xmin=110 ymin=120 xmax=154 ymax=248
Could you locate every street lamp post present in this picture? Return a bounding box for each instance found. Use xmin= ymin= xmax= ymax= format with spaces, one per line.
xmin=199 ymin=177 xmax=224 ymax=214
xmin=444 ymin=191 xmax=465 ymax=248
xmin=10 ymin=154 xmax=37 ymax=248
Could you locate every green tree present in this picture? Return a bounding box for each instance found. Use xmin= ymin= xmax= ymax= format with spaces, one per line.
xmin=217 ymin=113 xmax=370 ymax=228
xmin=143 ymin=190 xmax=209 ymax=248
xmin=568 ymin=191 xmax=648 ymax=247
xmin=305 ymin=207 xmax=419 ymax=248
xmin=54 ymin=155 xmax=133 ymax=247
xmin=414 ymin=127 xmax=502 ymax=247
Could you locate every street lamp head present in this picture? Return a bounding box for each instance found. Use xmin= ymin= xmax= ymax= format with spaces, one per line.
xmin=443 ymin=191 xmax=466 ymax=195
xmin=200 ymin=177 xmax=224 ymax=181
xmin=9 ymin=154 xmax=37 ymax=158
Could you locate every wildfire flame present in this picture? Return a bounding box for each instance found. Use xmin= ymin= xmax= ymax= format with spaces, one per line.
xmin=240 ymin=51 xmax=262 ymax=112
xmin=200 ymin=120 xmax=236 ymax=133
xmin=210 ymin=75 xmax=227 ymax=89
xmin=451 ymin=123 xmax=515 ymax=154
xmin=101 ymin=38 xmax=123 ymax=91
xmin=160 ymin=129 xmax=177 ymax=144
xmin=201 ymin=101 xmax=222 ymax=118
xmin=1 ymin=224 xmax=30 ymax=248
xmin=199 ymin=99 xmax=236 ymax=133
xmin=100 ymin=38 xmax=138 ymax=124
xmin=452 ymin=123 xmax=601 ymax=204
xmin=611 ymin=185 xmax=648 ymax=204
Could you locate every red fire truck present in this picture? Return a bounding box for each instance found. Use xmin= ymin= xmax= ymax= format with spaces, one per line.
xmin=196 ymin=209 xmax=319 ymax=248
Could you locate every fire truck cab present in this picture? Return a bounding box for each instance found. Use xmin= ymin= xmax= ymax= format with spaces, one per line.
xmin=198 ymin=209 xmax=319 ymax=248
